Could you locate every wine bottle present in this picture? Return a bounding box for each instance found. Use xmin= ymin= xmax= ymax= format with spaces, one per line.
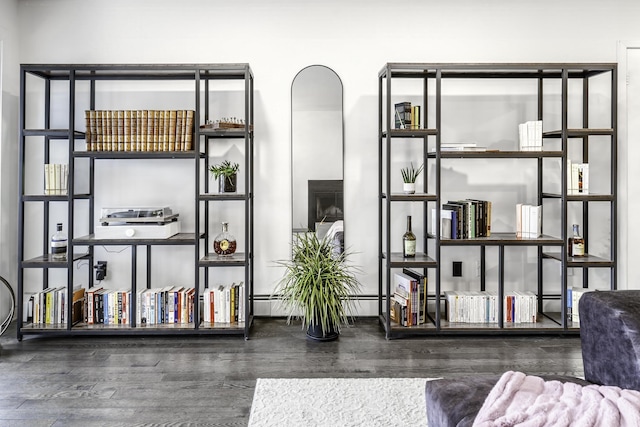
xmin=569 ymin=224 xmax=585 ymax=257
xmin=402 ymin=215 xmax=416 ymax=258
xmin=50 ymin=223 xmax=67 ymax=261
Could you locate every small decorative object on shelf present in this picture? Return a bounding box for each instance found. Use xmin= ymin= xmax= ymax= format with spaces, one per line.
xmin=400 ymin=162 xmax=423 ymax=194
xmin=200 ymin=117 xmax=252 ymax=131
xmin=209 ymin=160 xmax=239 ymax=193
xmin=402 ymin=215 xmax=416 ymax=257
xmin=569 ymin=224 xmax=585 ymax=257
xmin=213 ymin=222 xmax=237 ymax=256
xmin=394 ymin=102 xmax=421 ymax=129
xmin=50 ymin=223 xmax=67 ymax=261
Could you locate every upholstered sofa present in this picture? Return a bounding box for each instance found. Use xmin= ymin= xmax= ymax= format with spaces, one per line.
xmin=425 ymin=290 xmax=640 ymax=426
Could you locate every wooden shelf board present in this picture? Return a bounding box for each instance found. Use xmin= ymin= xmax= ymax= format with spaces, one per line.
xmin=543 ymin=251 xmax=614 ymax=267
xmin=384 ymin=252 xmax=437 ymax=268
xmin=428 ymin=150 xmax=563 ymax=159
xmin=437 ymin=232 xmax=563 ymax=246
xmin=200 ymin=252 xmax=248 ymax=266
xmin=74 ymin=233 xmax=199 ymax=246
xmin=384 ymin=193 xmax=437 ymax=202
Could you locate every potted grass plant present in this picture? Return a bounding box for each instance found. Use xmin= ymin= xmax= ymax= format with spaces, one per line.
xmin=209 ymin=160 xmax=239 ymax=193
xmin=276 ymin=232 xmax=361 ymax=341
xmin=401 ymin=162 xmax=424 ymax=194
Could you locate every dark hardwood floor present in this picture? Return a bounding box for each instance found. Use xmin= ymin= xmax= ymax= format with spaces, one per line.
xmin=0 ymin=318 xmax=583 ymax=426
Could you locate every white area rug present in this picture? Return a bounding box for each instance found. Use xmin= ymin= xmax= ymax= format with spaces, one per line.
xmin=248 ymin=377 xmax=433 ymax=427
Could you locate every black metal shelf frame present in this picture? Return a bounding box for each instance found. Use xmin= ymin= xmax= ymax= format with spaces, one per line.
xmin=17 ymin=64 xmax=254 ymax=339
xmin=378 ymin=63 xmax=617 ymax=339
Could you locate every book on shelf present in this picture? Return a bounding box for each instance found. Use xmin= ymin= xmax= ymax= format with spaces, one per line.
xmin=441 ymin=199 xmax=491 ymax=239
xmin=394 ymin=102 xmax=412 ymax=129
xmin=133 ymin=286 xmax=195 ymax=326
xmin=444 ymin=290 xmax=536 ymax=324
xmin=200 ymin=282 xmax=245 ymax=325
xmin=432 ymin=142 xmax=487 ymax=152
xmin=391 ymin=272 xmax=427 ymax=327
xmin=518 ymin=120 xmax=543 ymax=151
xmin=44 ymin=163 xmax=68 ymax=195
xmin=84 ymin=109 xmax=195 ymax=152
xmin=515 ymin=203 xmax=541 ymax=238
xmin=72 ymin=287 xmax=85 ymax=325
xmin=567 ymin=160 xmax=589 ymax=194
xmin=568 ymin=287 xmax=588 ymax=325
xmin=28 ymin=286 xmax=67 ymax=325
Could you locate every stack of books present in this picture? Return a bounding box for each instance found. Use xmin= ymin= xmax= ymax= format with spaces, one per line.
xmin=568 ymin=160 xmax=589 ymax=194
xmin=444 ymin=290 xmax=537 ymax=324
xmin=518 ymin=120 xmax=543 ymax=151
xmin=201 ymin=282 xmax=245 ymax=325
xmin=44 ymin=163 xmax=68 ymax=195
xmin=435 ymin=142 xmax=487 ymax=152
xmin=567 ymin=287 xmax=588 ymax=325
xmin=84 ymin=109 xmax=195 ymax=152
xmin=515 ymin=203 xmax=541 ymax=238
xmin=435 ymin=199 xmax=492 ymax=239
xmin=394 ymin=102 xmax=421 ymax=130
xmin=390 ymin=271 xmax=427 ymax=327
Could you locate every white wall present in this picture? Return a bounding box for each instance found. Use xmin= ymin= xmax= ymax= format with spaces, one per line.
xmin=11 ymin=0 xmax=640 ymax=315
xmin=0 ymin=0 xmax=19 ymax=311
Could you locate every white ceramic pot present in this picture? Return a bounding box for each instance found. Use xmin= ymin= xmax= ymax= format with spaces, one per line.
xmin=403 ymin=182 xmax=416 ymax=194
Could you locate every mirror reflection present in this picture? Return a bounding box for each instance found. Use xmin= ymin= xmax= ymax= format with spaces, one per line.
xmin=291 ymin=65 xmax=344 ymax=252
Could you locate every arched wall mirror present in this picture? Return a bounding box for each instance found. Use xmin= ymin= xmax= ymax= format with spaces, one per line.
xmin=291 ymin=65 xmax=344 ymax=249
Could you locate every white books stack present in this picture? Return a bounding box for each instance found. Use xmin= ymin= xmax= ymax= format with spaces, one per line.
xmin=434 ymin=142 xmax=486 ymax=152
xmin=567 ymin=160 xmax=589 ymax=194
xmin=44 ymin=163 xmax=68 ymax=195
xmin=567 ymin=287 xmax=588 ymax=325
xmin=515 ymin=203 xmax=541 ymax=238
xmin=518 ymin=120 xmax=543 ymax=151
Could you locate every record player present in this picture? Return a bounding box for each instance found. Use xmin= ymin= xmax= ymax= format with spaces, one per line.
xmin=95 ymin=207 xmax=180 ymax=239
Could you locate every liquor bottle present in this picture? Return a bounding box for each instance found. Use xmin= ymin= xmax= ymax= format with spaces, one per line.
xmin=50 ymin=223 xmax=68 ymax=261
xmin=213 ymin=222 xmax=237 ymax=256
xmin=402 ymin=215 xmax=416 ymax=258
xmin=569 ymin=224 xmax=585 ymax=257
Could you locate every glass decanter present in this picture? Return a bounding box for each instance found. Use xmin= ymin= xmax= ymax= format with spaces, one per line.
xmin=213 ymin=222 xmax=237 ymax=256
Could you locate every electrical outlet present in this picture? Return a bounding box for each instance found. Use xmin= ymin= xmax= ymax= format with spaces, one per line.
xmin=453 ymin=261 xmax=462 ymax=277
xmin=475 ymin=260 xmax=481 ymax=278
xmin=95 ymin=261 xmax=107 ymax=281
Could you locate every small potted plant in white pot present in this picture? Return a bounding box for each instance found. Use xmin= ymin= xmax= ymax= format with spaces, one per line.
xmin=401 ymin=162 xmax=423 ymax=194
xmin=209 ymin=160 xmax=239 ymax=193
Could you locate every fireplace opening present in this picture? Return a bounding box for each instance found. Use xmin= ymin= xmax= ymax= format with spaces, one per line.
xmin=308 ymin=180 xmax=343 ymax=232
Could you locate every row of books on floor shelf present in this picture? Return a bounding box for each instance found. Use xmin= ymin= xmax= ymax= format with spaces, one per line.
xmin=567 ymin=287 xmax=588 ymax=325
xmin=433 ymin=199 xmax=492 ymax=239
xmin=84 ymin=109 xmax=195 ymax=152
xmin=390 ymin=270 xmax=427 ymax=327
xmin=23 ymin=283 xmax=245 ymax=327
xmin=444 ymin=290 xmax=538 ymax=324
xmin=515 ymin=204 xmax=542 ymax=238
xmin=202 ymin=282 xmax=245 ymax=324
xmin=518 ymin=120 xmax=543 ymax=151
xmin=44 ymin=163 xmax=68 ymax=195
xmin=567 ymin=160 xmax=589 ymax=194
xmin=394 ymin=101 xmax=421 ymax=130
xmin=23 ymin=286 xmax=85 ymax=325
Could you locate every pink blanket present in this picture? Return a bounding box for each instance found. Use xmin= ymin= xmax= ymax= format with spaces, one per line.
xmin=473 ymin=371 xmax=640 ymax=427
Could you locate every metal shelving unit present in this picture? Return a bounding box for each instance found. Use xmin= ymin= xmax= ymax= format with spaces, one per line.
xmin=378 ymin=63 xmax=617 ymax=338
xmin=17 ymin=63 xmax=254 ymax=339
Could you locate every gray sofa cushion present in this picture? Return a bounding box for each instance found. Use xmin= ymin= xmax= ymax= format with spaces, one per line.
xmin=580 ymin=290 xmax=640 ymax=391
xmin=425 ymin=375 xmax=590 ymax=427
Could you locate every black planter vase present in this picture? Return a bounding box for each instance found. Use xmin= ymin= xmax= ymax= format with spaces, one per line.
xmin=218 ymin=174 xmax=237 ymax=193
xmin=306 ymin=321 xmax=339 ymax=341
